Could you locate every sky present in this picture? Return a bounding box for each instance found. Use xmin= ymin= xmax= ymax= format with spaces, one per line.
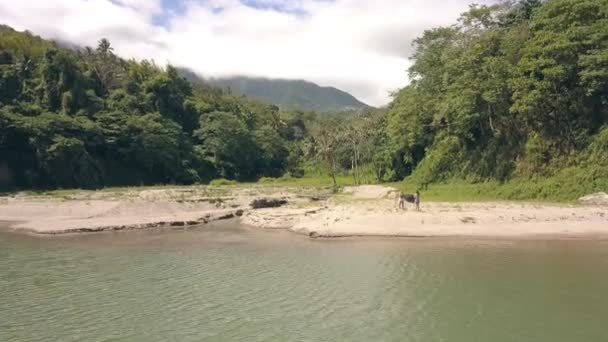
xmin=0 ymin=0 xmax=490 ymax=106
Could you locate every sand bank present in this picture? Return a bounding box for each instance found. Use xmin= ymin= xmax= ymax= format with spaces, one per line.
xmin=1 ymin=185 xmax=607 ymax=238
xmin=0 ymin=199 xmax=246 ymax=234
xmin=241 ymin=186 xmax=608 ymax=239
xmin=247 ymin=202 xmax=608 ymax=239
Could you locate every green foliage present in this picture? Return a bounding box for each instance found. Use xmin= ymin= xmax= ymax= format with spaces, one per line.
xmin=195 ymin=111 xmax=258 ymax=181
xmin=0 ymin=25 xmax=56 ymax=59
xmin=511 ymin=0 xmax=608 ymax=147
xmin=515 ymin=133 xmax=556 ymax=177
xmin=409 ymin=135 xmax=463 ymax=185
xmin=126 ymin=113 xmax=199 ymax=184
xmin=3 ymin=1 xmax=607 ymax=202
xmin=41 ymin=136 xmax=101 ymax=189
xmin=253 ymin=126 xmax=289 ymax=177
xmin=308 ymin=119 xmax=342 ymax=186
xmin=584 ymin=126 xmax=608 ymax=166
xmin=384 ymin=0 xmax=608 ymax=199
xmin=396 ymin=167 xmax=608 ymax=203
xmin=0 ymin=62 xmax=20 ymax=103
xmin=285 ymin=143 xmax=305 ymax=178
xmin=0 ymin=28 xmax=294 ymax=190
xmin=209 ymin=178 xmax=238 ymax=186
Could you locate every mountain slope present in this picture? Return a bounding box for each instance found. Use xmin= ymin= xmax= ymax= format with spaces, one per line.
xmin=205 ymin=76 xmax=370 ymax=113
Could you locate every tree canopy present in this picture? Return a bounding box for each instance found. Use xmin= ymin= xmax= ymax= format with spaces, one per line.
xmin=0 ymin=25 xmax=301 ymax=189
xmin=384 ymin=0 xmax=608 ymax=190
xmin=1 ymin=0 xmax=607 ymax=198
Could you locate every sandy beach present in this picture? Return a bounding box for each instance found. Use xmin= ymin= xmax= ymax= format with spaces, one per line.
xmin=242 ymin=185 xmax=608 ymax=239
xmin=0 ymin=185 xmax=320 ymax=234
xmin=1 ymin=185 xmax=607 ymax=238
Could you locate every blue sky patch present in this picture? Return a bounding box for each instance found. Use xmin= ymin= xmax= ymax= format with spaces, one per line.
xmin=239 ymin=0 xmax=306 ymax=15
xmin=152 ymin=0 xmax=187 ymax=27
xmin=151 ymin=0 xmax=307 ymax=27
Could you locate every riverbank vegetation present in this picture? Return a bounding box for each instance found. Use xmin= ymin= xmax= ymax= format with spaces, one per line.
xmin=383 ymin=0 xmax=608 ymax=201
xmin=1 ymin=0 xmax=607 ymax=202
xmin=0 ymin=25 xmax=310 ymax=188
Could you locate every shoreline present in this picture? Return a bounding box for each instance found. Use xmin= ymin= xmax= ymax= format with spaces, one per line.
xmin=1 ymin=185 xmax=607 ymax=239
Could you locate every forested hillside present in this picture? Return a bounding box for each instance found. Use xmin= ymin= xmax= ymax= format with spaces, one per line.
xmin=205 ymin=76 xmax=370 ymax=113
xmin=0 ymin=25 xmax=309 ymax=189
xmin=378 ymin=0 xmax=608 ymax=198
xmin=1 ymin=0 xmax=607 ymax=200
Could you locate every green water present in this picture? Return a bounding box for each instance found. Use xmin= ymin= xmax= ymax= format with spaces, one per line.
xmin=2 ymin=223 xmax=608 ymax=342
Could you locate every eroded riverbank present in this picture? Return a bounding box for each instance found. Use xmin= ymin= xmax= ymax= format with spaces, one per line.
xmin=0 ymin=185 xmax=325 ymax=234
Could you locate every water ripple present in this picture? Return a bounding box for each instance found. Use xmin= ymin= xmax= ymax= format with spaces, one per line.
xmin=2 ymin=231 xmax=608 ymax=341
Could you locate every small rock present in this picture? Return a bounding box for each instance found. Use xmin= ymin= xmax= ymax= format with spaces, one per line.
xmin=309 ymin=231 xmax=320 ymax=238
xmin=578 ymin=192 xmax=608 ymax=206
xmin=170 ymin=221 xmax=185 ymax=227
xmin=218 ymin=213 xmax=235 ymax=220
xmin=235 ymin=209 xmax=244 ymax=217
xmin=250 ymin=198 xmax=288 ymax=209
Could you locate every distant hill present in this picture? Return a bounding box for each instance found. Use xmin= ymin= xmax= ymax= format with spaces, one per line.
xmin=184 ymin=73 xmax=370 ymax=113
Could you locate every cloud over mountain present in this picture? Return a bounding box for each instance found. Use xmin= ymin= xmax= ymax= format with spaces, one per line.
xmin=0 ymin=0 xmax=491 ymax=106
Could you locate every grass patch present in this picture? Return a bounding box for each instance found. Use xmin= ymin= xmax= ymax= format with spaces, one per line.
xmin=209 ymin=178 xmax=239 ymax=186
xmin=390 ymin=170 xmax=608 ymax=203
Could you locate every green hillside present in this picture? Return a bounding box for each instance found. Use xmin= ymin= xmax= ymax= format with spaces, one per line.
xmin=1 ymin=0 xmax=607 ymax=201
xmin=205 ymin=76 xmax=370 ymax=113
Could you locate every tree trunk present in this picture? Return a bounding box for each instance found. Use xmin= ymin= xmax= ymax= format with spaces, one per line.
xmin=352 ymin=158 xmax=357 ymax=185
xmin=330 ymin=157 xmax=337 ymax=187
xmin=488 ymin=104 xmax=496 ymax=134
xmin=355 ymin=145 xmax=360 ymax=185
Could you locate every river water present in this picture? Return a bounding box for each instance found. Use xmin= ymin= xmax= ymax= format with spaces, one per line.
xmin=1 ymin=223 xmax=608 ymax=341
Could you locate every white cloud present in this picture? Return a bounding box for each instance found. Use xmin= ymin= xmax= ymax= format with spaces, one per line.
xmin=0 ymin=0 xmax=488 ymax=106
xmin=112 ymin=0 xmax=163 ymax=15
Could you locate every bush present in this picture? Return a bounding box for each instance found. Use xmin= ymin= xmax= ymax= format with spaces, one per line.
xmin=257 ymin=177 xmax=277 ymax=183
xmin=410 ymin=135 xmax=463 ymax=185
xmin=514 ymin=133 xmax=555 ymax=178
xmin=257 ymin=173 xmax=297 ymax=184
xmin=209 ymin=178 xmax=238 ymax=186
xmin=332 ymin=184 xmax=343 ymax=194
xmin=280 ymin=173 xmax=295 ymax=181
xmin=288 ymin=168 xmax=305 ymax=178
xmin=583 ymin=126 xmax=608 ymax=166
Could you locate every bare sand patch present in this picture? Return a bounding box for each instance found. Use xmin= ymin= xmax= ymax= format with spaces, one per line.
xmin=343 ymin=185 xmax=397 ymax=199
xmin=243 ymin=186 xmax=608 ymax=239
xmin=0 ymin=198 xmax=239 ymax=234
